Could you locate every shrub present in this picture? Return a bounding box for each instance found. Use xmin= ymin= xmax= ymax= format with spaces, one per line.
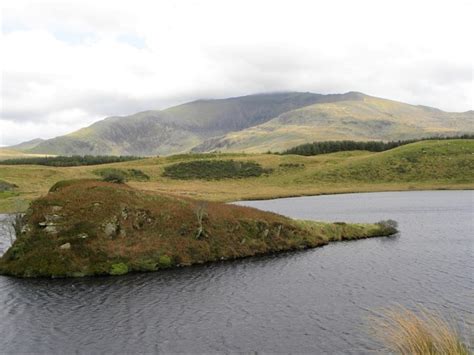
xmin=127 ymin=169 xmax=150 ymax=181
xmin=93 ymin=168 xmax=149 ymax=182
xmin=109 ymin=263 xmax=129 ymax=275
xmin=101 ymin=170 xmax=127 ymax=184
xmin=163 ymin=160 xmax=272 ymax=180
xmin=0 ymin=180 xmax=18 ymax=192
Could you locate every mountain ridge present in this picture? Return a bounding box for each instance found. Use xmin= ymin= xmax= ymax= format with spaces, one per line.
xmin=7 ymin=91 xmax=473 ymax=156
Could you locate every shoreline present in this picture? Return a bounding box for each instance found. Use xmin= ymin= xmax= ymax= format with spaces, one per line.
xmin=0 ymin=183 xmax=474 ymax=215
xmin=228 ymin=186 xmax=474 ymax=204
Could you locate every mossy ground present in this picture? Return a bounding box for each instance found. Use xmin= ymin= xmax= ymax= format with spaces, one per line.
xmin=0 ymin=140 xmax=472 ymax=213
xmin=0 ymin=180 xmax=396 ymax=278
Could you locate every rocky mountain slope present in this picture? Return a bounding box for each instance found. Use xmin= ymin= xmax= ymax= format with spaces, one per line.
xmin=9 ymin=92 xmax=473 ymax=155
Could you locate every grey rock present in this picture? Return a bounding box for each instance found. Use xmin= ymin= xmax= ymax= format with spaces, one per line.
xmin=44 ymin=225 xmax=58 ymax=234
xmin=46 ymin=214 xmax=62 ymax=222
xmin=104 ymin=222 xmax=117 ymax=238
xmin=59 ymin=242 xmax=71 ymax=250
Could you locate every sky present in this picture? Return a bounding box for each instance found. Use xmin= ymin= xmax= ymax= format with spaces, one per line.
xmin=1 ymin=0 xmax=472 ymax=146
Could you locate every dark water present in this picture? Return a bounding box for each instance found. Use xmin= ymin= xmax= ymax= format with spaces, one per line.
xmin=0 ymin=191 xmax=472 ymax=354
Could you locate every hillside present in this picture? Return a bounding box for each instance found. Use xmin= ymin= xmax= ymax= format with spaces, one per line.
xmin=12 ymin=91 xmax=472 ymax=156
xmin=0 ymin=140 xmax=472 ymax=213
xmin=26 ymin=92 xmax=330 ymax=156
xmin=0 ymin=180 xmax=396 ymax=277
xmin=7 ymin=138 xmax=45 ymax=151
xmin=193 ymin=94 xmax=473 ymax=152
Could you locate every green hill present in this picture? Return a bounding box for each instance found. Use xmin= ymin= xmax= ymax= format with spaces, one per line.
xmin=304 ymin=140 xmax=474 ymax=185
xmin=0 ymin=140 xmax=472 ymax=212
xmin=17 ymin=91 xmax=472 ymax=156
xmin=192 ymin=94 xmax=473 ymax=152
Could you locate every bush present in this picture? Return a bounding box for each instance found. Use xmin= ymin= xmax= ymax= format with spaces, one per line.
xmin=109 ymin=263 xmax=129 ymax=275
xmin=163 ymin=160 xmax=272 ymax=180
xmin=0 ymin=180 xmax=18 ymax=192
xmin=127 ymin=169 xmax=150 ymax=181
xmin=93 ymin=168 xmax=149 ymax=182
xmin=101 ymin=170 xmax=127 ymax=184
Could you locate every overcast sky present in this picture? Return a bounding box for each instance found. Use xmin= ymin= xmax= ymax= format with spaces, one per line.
xmin=1 ymin=0 xmax=472 ymax=146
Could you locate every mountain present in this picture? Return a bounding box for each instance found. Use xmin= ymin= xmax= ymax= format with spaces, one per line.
xmin=192 ymin=93 xmax=474 ymax=153
xmin=15 ymin=92 xmax=474 ymax=155
xmin=27 ymin=92 xmax=332 ymax=156
xmin=7 ymin=138 xmax=45 ymax=151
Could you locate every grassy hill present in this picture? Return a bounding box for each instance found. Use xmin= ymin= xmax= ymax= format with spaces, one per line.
xmin=193 ymin=94 xmax=473 ymax=152
xmin=0 ymin=140 xmax=472 ymax=213
xmin=12 ymin=92 xmax=472 ymax=156
xmin=0 ymin=180 xmax=396 ymax=277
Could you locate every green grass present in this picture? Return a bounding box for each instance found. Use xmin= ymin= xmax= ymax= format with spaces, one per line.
xmin=0 ymin=180 xmax=396 ymax=278
xmin=0 ymin=140 xmax=472 ymax=213
xmin=308 ymin=140 xmax=474 ymax=184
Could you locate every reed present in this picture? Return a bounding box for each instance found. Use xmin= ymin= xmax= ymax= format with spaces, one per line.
xmin=372 ymin=307 xmax=470 ymax=355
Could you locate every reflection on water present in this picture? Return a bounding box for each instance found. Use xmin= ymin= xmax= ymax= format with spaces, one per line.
xmin=0 ymin=190 xmax=472 ymax=353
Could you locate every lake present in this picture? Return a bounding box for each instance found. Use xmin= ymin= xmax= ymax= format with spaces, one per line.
xmin=0 ymin=190 xmax=472 ymax=353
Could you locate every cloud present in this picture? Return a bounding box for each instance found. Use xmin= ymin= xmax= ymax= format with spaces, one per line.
xmin=1 ymin=0 xmax=473 ymax=145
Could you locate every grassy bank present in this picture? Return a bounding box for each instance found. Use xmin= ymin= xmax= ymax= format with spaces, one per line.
xmin=0 ymin=139 xmax=472 ymax=213
xmin=0 ymin=180 xmax=396 ymax=278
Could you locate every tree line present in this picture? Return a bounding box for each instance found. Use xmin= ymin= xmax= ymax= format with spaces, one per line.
xmin=281 ymin=135 xmax=474 ymax=156
xmin=0 ymin=155 xmax=143 ymax=167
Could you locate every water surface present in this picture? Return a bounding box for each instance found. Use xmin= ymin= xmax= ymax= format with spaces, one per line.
xmin=0 ymin=191 xmax=472 ymax=353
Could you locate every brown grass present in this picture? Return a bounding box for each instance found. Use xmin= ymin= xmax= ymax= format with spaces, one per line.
xmin=372 ymin=307 xmax=471 ymax=354
xmin=0 ymin=180 xmax=396 ymax=277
